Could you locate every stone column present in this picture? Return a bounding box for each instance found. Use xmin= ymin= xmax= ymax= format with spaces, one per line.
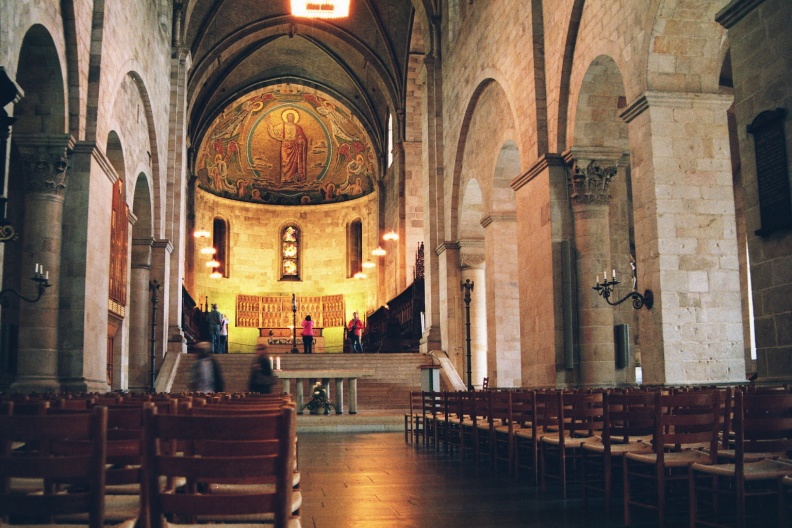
xmin=459 ymin=242 xmax=486 ymax=388
xmin=566 ymin=154 xmax=624 ymax=386
xmin=10 ymin=134 xmax=73 ymax=393
xmin=620 ymin=92 xmax=743 ymax=385
xmin=437 ymin=242 xmax=462 ymax=371
xmin=150 ymin=240 xmax=173 ymax=373
xmin=128 ymin=237 xmax=154 ymax=392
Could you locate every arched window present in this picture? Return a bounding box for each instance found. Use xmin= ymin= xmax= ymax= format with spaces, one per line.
xmin=280 ymin=225 xmax=301 ymax=280
xmin=347 ymin=219 xmax=362 ymax=278
xmin=213 ymin=217 xmax=228 ymax=278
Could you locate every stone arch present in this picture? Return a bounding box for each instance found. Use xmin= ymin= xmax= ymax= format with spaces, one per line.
xmin=458 ymin=178 xmax=486 ymax=388
xmin=113 ymin=70 xmax=162 ymax=237
xmin=572 ymin=55 xmax=629 ymax=151
xmin=450 ymin=79 xmax=520 ymax=387
xmin=106 ymin=131 xmax=127 ymax=390
xmin=13 ymin=25 xmax=67 ymax=135
xmin=646 ymin=0 xmax=728 ymax=93
xmin=568 ymin=55 xmax=635 ymax=385
xmin=554 ymin=0 xmax=586 ymax=152
xmin=128 ymin=172 xmax=154 ymax=392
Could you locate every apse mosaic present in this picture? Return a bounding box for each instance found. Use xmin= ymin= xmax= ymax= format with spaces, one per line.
xmin=196 ymin=85 xmax=377 ymax=205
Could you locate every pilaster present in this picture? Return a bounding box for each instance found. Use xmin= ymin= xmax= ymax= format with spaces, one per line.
xmin=620 ymin=91 xmax=744 ymax=384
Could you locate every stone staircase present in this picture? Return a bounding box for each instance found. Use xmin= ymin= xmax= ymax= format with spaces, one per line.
xmin=170 ymin=352 xmax=428 ymax=413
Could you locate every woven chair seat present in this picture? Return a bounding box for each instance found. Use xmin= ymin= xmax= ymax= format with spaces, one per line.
xmin=581 ymin=435 xmax=653 ymax=455
xmin=626 ymin=448 xmax=713 ymax=468
xmin=690 ymin=458 xmax=792 ymax=481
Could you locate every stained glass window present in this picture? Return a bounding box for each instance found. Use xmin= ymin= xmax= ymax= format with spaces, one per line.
xmin=281 ymin=225 xmax=300 ymax=280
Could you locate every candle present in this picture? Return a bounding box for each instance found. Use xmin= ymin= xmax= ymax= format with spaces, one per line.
xmin=612 ymin=269 xmax=616 ymax=281
xmin=269 ymin=357 xmax=274 ymax=370
xmin=276 ymin=356 xmax=281 ymax=370
xmin=35 ymin=263 xmax=40 ymax=275
xmin=603 ymin=270 xmax=607 ymax=281
xmin=45 ymin=271 xmax=49 ymax=280
xmin=596 ymin=275 xmax=599 ymax=284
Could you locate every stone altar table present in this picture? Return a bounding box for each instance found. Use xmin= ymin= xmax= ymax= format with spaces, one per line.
xmin=275 ymin=369 xmax=374 ymax=414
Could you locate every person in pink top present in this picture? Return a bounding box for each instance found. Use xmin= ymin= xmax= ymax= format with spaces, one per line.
xmin=301 ymin=314 xmax=315 ymax=354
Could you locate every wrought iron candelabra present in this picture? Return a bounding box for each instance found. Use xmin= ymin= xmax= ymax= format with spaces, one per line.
xmin=593 ymin=272 xmax=653 ymax=310
xmin=0 ymin=265 xmax=51 ymax=306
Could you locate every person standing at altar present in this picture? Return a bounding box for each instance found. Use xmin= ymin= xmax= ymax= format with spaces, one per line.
xmin=347 ymin=311 xmax=364 ymax=353
xmin=218 ymin=314 xmax=229 ymax=353
xmin=301 ymin=314 xmax=315 ymax=354
xmin=207 ymin=304 xmax=223 ymax=354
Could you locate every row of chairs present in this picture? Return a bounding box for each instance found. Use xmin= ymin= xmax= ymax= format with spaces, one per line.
xmin=405 ymin=386 xmax=792 ymax=527
xmin=0 ymin=392 xmax=301 ymax=528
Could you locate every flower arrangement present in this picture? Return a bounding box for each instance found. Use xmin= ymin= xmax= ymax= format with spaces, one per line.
xmin=303 ymin=381 xmax=335 ymax=414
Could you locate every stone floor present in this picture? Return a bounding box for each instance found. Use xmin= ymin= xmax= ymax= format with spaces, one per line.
xmin=297 ymin=431 xmax=637 ymax=528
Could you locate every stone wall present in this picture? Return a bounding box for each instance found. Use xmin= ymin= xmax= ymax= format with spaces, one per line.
xmin=719 ymin=0 xmax=792 ymax=381
xmin=192 ymin=188 xmax=379 ymax=353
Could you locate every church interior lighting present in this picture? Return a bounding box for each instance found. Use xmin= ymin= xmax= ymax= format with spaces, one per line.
xmin=371 ymin=246 xmax=386 ymax=256
xmin=291 ymin=0 xmax=350 ymax=19
xmin=193 ymin=229 xmax=210 ymax=238
xmin=382 ymin=230 xmax=398 ymax=241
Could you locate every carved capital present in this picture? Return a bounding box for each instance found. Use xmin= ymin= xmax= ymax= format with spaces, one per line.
xmin=458 ymin=238 xmax=485 ymax=269
xmin=567 ymin=160 xmax=617 ymax=207
xmin=14 ymin=134 xmax=74 ymax=197
xmin=24 ymin=146 xmax=71 ymax=196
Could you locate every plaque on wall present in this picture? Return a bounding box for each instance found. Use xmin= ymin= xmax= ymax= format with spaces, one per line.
xmin=747 ymin=108 xmax=791 ymax=236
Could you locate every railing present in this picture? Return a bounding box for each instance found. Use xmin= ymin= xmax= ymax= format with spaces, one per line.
xmin=181 ymin=286 xmax=203 ymax=344
xmin=365 ymin=276 xmax=424 ymax=352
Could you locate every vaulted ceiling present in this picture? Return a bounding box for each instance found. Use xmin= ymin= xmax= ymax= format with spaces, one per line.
xmin=183 ymin=0 xmax=418 ymax=158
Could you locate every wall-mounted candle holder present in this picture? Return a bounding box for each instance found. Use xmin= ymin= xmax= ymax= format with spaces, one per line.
xmin=593 ymin=269 xmax=653 ymax=310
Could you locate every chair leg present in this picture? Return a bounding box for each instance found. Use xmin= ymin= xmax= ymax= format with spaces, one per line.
xmin=623 ymin=457 xmax=632 ymax=527
xmin=688 ymin=468 xmax=697 ymax=528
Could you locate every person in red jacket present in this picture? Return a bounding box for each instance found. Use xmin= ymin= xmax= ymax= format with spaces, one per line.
xmin=347 ymin=311 xmax=364 ymax=353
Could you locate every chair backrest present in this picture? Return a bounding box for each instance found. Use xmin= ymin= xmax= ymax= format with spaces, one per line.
xmin=511 ymin=390 xmax=537 ymax=430
xmin=0 ymin=406 xmax=108 ymax=528
xmin=143 ymin=405 xmax=296 ymax=528
xmin=488 ymin=390 xmax=513 ymax=429
xmin=535 ymin=389 xmax=561 ymax=431
xmin=734 ymin=390 xmax=792 ymax=471
xmin=556 ymin=391 xmax=604 ymax=444
xmin=603 ymin=390 xmax=656 ymax=449
xmin=655 ymin=390 xmax=720 ymax=462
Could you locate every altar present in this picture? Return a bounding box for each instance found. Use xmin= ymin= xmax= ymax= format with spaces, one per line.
xmin=275 ymin=369 xmax=374 ymax=414
xmin=257 ymin=327 xmax=326 ymax=354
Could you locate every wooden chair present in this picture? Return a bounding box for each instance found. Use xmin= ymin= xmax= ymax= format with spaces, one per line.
xmin=46 ymin=403 xmax=153 ymax=527
xmin=780 ymin=475 xmax=792 ymax=528
xmin=541 ymin=390 xmax=604 ymax=498
xmin=623 ymin=390 xmax=721 ymax=528
xmin=0 ymin=406 xmax=108 ymax=528
xmin=689 ymin=390 xmax=792 ymax=528
xmin=420 ymin=391 xmax=442 ymax=448
xmin=513 ymin=389 xmax=546 ymax=484
xmin=489 ymin=390 xmax=515 ymax=472
xmin=143 ymin=405 xmax=299 ymax=528
xmin=581 ymin=389 xmax=655 ymax=515
xmin=404 ymin=391 xmax=424 ymax=443
xmin=458 ymin=390 xmax=488 ymax=463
